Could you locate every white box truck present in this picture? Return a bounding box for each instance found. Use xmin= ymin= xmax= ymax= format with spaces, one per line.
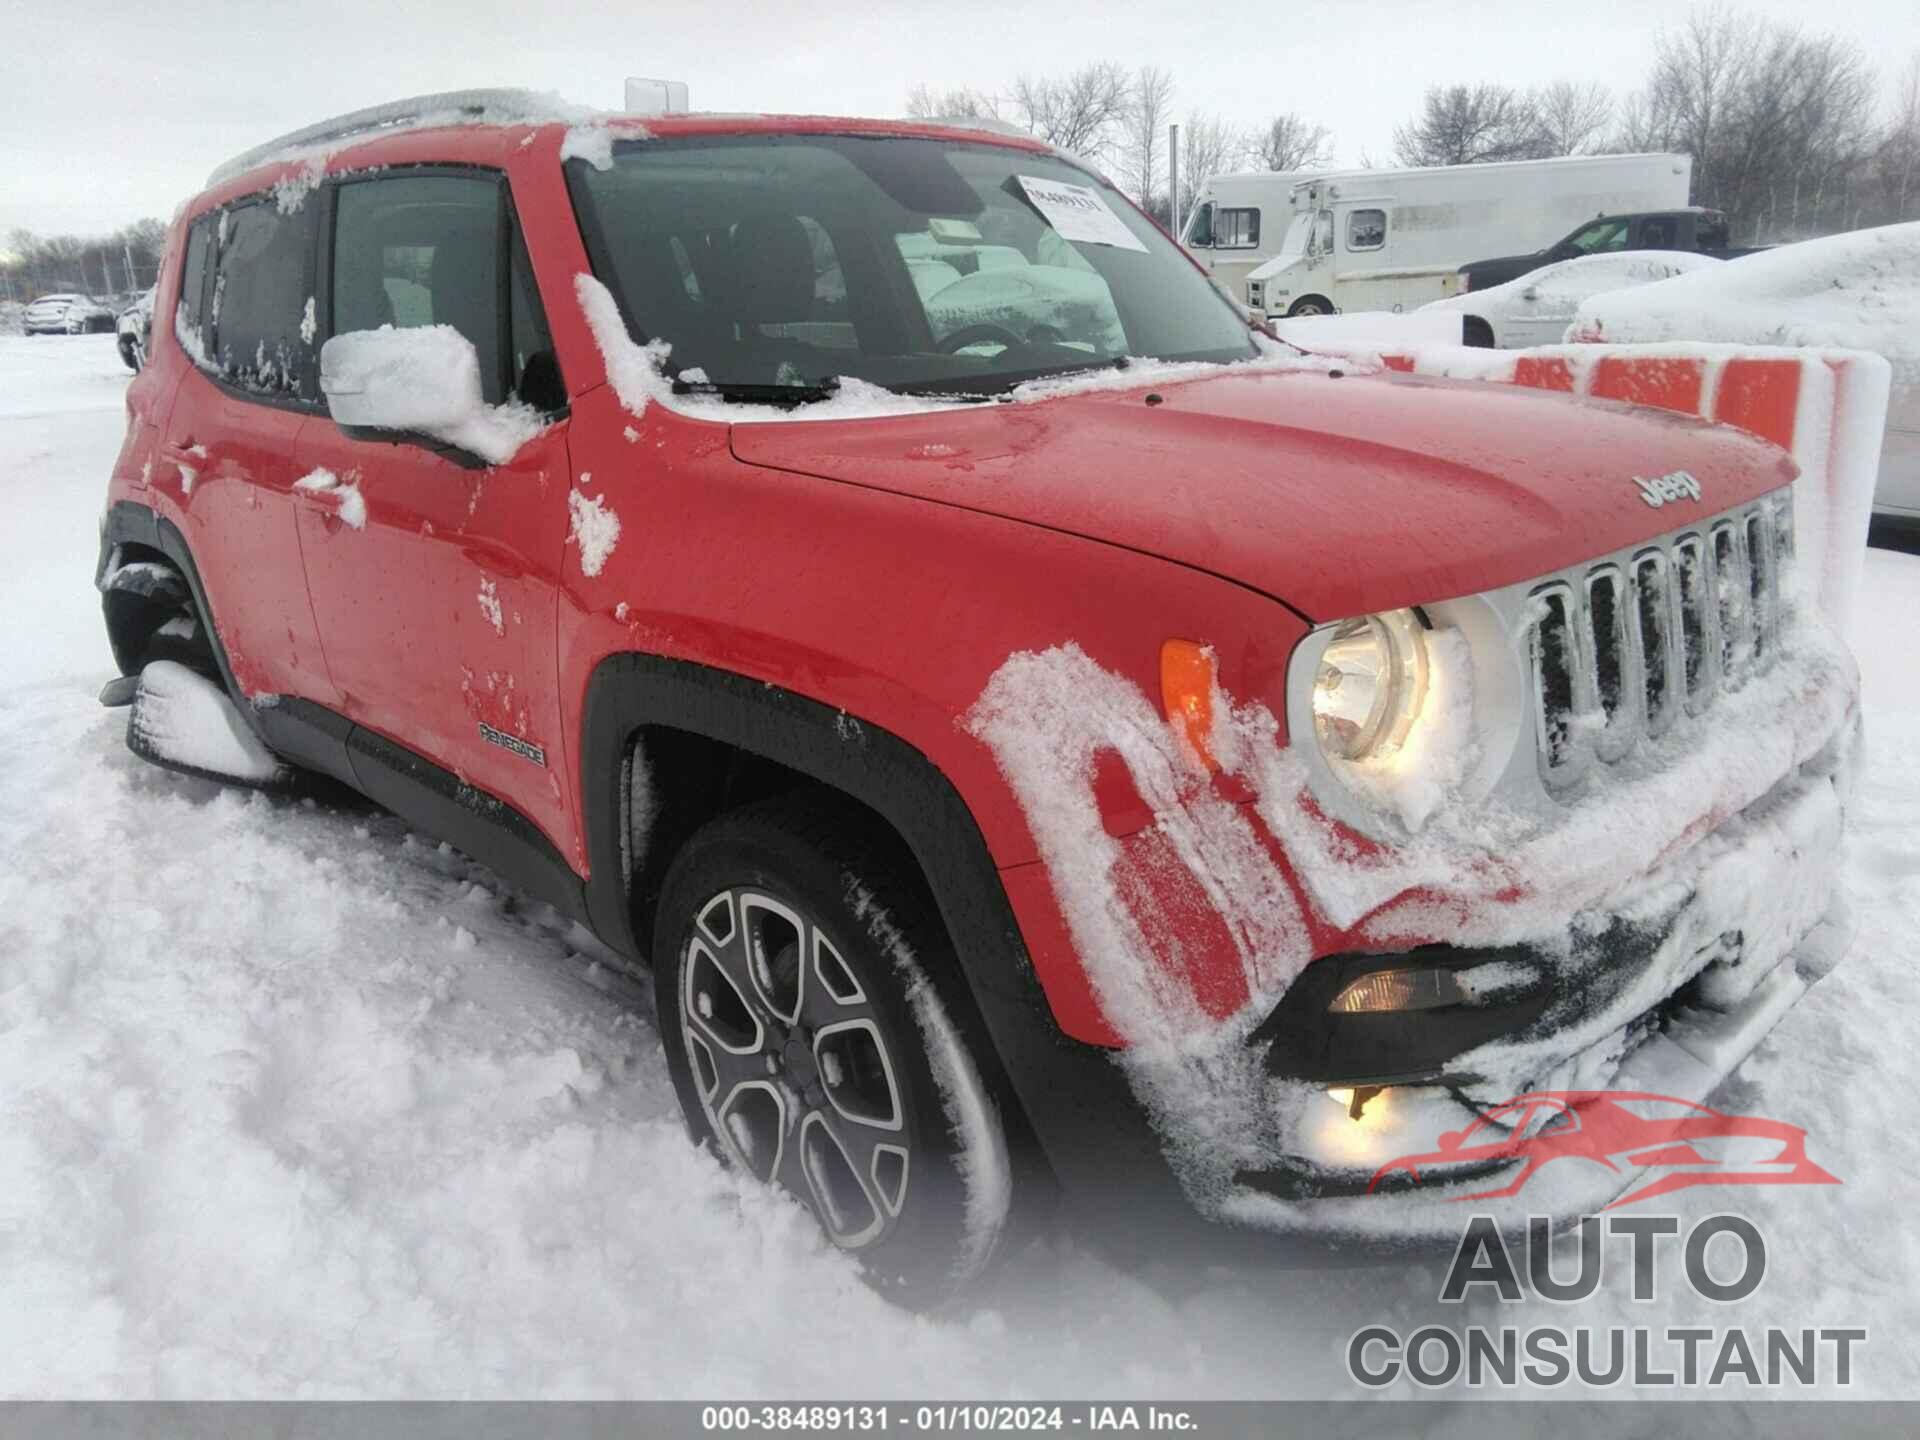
xmin=1240 ymin=152 xmax=1692 ymax=319
xmin=1178 ymin=171 xmax=1301 ymax=301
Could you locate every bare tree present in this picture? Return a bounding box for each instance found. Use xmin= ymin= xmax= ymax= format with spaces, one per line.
xmin=1253 ymin=112 xmax=1334 ymax=171
xmin=1392 ymin=83 xmax=1550 ymax=166
xmin=1533 ymin=81 xmax=1614 ymax=156
xmin=1121 ymin=66 xmax=1176 ymax=209
xmin=1647 ymin=4 xmax=1759 ymax=211
xmin=2 ymin=221 xmax=168 ymax=302
xmin=1878 ymin=54 xmax=1920 ymax=223
xmin=904 ymin=83 xmax=1000 ymax=122
xmin=1610 ymin=88 xmax=1676 ymax=152
xmin=1009 ymin=63 xmax=1133 ymax=156
xmin=1649 ymin=6 xmax=1881 ymax=240
xmin=1181 ymin=112 xmax=1250 ymax=190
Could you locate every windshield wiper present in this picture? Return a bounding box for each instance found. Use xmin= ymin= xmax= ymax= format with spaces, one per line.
xmin=671 ymin=375 xmax=842 ymax=407
xmin=897 ymin=355 xmax=1135 ymax=398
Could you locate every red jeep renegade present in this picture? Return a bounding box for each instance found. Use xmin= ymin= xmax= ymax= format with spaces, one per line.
xmin=98 ymin=90 xmax=1861 ymax=1301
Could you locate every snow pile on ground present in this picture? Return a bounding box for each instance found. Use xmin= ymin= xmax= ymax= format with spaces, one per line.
xmin=1269 ymin=308 xmax=1465 ymax=349
xmin=1570 ymin=223 xmax=1920 ymax=388
xmin=5 ymin=336 xmax=1920 ymax=1398
xmin=319 ymin=325 xmax=546 ymax=464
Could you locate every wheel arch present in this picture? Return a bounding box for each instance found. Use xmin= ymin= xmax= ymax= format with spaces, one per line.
xmin=98 ymin=501 xmax=251 ymax=714
xmin=579 ymin=651 xmax=1085 ymax=1193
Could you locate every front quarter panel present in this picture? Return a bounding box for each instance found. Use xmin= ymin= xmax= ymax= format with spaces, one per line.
xmin=554 ymin=387 xmax=1312 ymax=1042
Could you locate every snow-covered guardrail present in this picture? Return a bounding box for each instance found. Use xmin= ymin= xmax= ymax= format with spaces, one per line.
xmin=1310 ymin=340 xmax=1892 ymax=631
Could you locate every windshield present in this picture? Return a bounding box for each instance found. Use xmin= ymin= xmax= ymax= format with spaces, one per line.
xmin=568 ymin=134 xmax=1257 ymax=399
xmin=1277 ymin=211 xmax=1313 ymax=260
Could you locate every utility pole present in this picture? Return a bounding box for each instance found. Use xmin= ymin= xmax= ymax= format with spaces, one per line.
xmin=1168 ymin=122 xmax=1180 ymax=239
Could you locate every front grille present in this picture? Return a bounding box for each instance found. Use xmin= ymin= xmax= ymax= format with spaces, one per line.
xmin=1528 ymin=490 xmax=1795 ymax=790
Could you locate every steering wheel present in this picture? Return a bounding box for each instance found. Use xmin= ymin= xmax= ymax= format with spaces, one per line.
xmin=937 ymin=323 xmax=1026 ymax=354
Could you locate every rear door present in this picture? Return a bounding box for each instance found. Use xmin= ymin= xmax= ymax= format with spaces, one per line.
xmin=293 ymin=168 xmax=574 ymax=850
xmin=157 ymin=195 xmax=340 ymax=706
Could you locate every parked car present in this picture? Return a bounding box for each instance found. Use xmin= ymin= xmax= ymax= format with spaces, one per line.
xmin=1571 ymin=222 xmax=1920 ymax=531
xmin=1458 ymin=207 xmax=1765 ymax=294
xmin=23 ymin=292 xmax=115 ymax=335
xmin=1422 ymin=251 xmax=1722 ymax=348
xmin=1241 ymin=152 xmax=1690 ymax=318
xmin=116 ymin=287 xmax=155 ymax=371
xmin=98 ymin=91 xmax=1860 ymax=1301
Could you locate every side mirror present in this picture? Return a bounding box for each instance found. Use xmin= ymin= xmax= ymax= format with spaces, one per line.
xmin=320 ymin=325 xmax=485 ymax=436
xmin=1521 ymin=284 xmax=1540 ymax=302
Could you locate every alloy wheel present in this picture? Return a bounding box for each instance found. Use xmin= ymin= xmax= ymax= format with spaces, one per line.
xmin=679 ymin=886 xmax=912 ymax=1249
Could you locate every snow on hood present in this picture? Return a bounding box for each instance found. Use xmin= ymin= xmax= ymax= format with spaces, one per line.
xmin=1570 ymin=222 xmax=1920 ymax=386
xmin=731 ymin=362 xmax=1797 ymax=621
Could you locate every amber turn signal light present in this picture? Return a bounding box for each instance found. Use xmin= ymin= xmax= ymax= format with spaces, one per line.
xmin=1159 ymin=639 xmax=1219 ymax=771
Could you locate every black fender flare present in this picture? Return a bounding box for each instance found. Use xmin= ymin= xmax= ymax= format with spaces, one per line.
xmin=98 ymin=500 xmax=256 ymax=725
xmin=578 ymin=652 xmax=1175 ymax=1211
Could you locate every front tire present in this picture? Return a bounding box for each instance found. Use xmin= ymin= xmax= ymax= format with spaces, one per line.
xmin=654 ymin=794 xmax=1010 ymax=1305
xmin=1287 ymin=295 xmax=1333 ymax=317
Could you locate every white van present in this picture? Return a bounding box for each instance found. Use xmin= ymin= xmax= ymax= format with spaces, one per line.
xmin=1243 ymin=152 xmax=1691 ymax=319
xmin=1178 ymin=172 xmax=1301 ymax=302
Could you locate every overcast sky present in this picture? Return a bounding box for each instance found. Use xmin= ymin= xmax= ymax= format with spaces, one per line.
xmin=1 ymin=0 xmax=1911 ymax=240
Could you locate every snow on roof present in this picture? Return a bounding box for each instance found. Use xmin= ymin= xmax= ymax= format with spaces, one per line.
xmin=208 ymin=88 xmax=601 ymax=187
xmin=1572 ymin=222 xmax=1920 ymax=383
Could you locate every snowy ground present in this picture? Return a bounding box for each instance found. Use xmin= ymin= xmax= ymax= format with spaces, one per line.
xmin=3 ymin=333 xmax=1918 ymax=1399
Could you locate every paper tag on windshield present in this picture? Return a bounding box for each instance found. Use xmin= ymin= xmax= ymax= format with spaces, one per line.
xmin=1016 ymin=176 xmax=1148 ymax=252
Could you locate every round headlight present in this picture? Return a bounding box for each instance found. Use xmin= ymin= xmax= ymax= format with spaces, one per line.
xmin=1311 ymin=610 xmax=1429 ymax=762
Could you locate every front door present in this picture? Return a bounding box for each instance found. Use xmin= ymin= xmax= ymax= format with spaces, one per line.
xmin=294 ymin=169 xmax=574 ymax=851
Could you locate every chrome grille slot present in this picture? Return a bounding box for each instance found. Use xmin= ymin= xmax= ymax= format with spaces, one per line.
xmin=1585 ymin=567 xmax=1639 ymax=761
xmin=1674 ymin=535 xmax=1714 ymax=710
xmin=1712 ymin=522 xmax=1748 ymax=684
xmin=1527 ymin=489 xmax=1791 ymax=792
xmin=1746 ymin=512 xmax=1774 ymax=659
xmin=1631 ymin=551 xmax=1673 ymax=735
xmin=1530 ymin=586 xmax=1581 ymax=779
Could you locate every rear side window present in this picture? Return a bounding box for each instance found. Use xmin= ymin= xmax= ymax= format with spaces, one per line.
xmin=209 ymin=201 xmax=318 ymax=399
xmin=333 ymin=174 xmax=507 ymax=404
xmin=177 ymin=217 xmax=215 ymax=354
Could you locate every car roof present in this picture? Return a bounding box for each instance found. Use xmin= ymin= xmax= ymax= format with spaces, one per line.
xmin=196 ymin=100 xmax=1056 ymax=220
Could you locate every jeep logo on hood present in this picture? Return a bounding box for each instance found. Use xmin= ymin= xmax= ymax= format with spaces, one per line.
xmin=1633 ymin=470 xmax=1703 ymax=508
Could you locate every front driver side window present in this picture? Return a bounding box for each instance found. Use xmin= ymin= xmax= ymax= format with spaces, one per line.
xmin=332 ymin=174 xmax=507 ymax=404
xmin=1569 ymin=219 xmax=1630 ymax=254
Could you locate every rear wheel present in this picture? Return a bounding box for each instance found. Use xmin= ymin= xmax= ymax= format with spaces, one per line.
xmin=654 ymin=794 xmax=1011 ymax=1305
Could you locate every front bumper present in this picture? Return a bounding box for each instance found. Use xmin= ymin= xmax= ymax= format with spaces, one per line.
xmin=999 ymin=709 xmax=1861 ymax=1251
xmin=1225 ymin=714 xmax=1859 ymax=1235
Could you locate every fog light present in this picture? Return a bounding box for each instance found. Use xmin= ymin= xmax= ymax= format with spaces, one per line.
xmin=1328 ymin=967 xmax=1470 ymax=1014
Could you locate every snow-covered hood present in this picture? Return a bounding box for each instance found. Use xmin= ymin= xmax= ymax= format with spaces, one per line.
xmin=729 ymin=366 xmax=1797 ymax=620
